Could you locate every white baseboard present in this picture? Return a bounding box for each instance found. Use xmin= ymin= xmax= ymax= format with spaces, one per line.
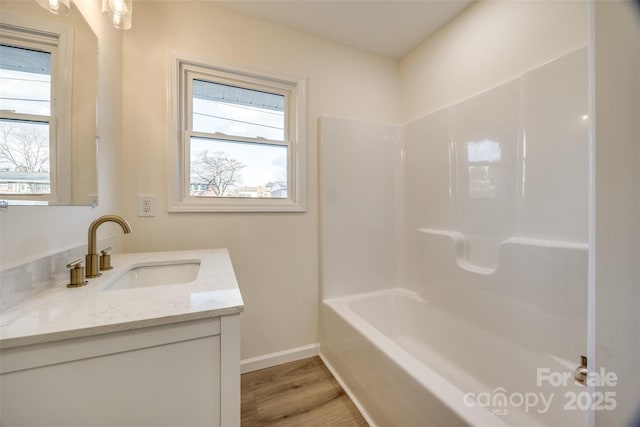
xmin=319 ymin=352 xmax=377 ymax=427
xmin=240 ymin=343 xmax=320 ymax=374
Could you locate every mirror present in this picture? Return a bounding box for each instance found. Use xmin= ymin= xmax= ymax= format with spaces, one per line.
xmin=0 ymin=0 xmax=98 ymax=206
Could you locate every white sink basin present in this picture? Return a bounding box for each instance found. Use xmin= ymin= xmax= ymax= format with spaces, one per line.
xmin=102 ymin=260 xmax=201 ymax=291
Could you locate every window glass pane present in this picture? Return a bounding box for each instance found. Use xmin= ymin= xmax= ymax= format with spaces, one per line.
xmin=0 ymin=119 xmax=50 ymax=194
xmin=0 ymin=45 xmax=51 ymax=116
xmin=192 ymin=80 xmax=285 ymax=141
xmin=190 ymin=137 xmax=287 ymax=198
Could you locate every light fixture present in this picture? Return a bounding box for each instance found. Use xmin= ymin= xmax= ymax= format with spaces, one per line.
xmin=102 ymin=0 xmax=133 ymax=30
xmin=35 ymin=0 xmax=71 ymax=16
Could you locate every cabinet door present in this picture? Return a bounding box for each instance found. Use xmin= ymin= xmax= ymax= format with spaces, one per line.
xmin=1 ymin=335 xmax=221 ymax=427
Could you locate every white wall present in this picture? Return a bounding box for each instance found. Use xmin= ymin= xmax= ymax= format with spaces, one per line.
xmin=399 ymin=0 xmax=588 ymax=123
xmin=594 ymin=2 xmax=640 ymax=425
xmin=120 ymin=1 xmax=399 ymax=359
xmin=0 ymin=0 xmax=124 ymax=270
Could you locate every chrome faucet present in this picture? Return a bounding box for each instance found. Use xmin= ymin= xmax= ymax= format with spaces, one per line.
xmin=86 ymin=215 xmax=132 ymax=278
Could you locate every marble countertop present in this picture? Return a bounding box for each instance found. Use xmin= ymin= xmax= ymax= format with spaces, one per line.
xmin=0 ymin=249 xmax=244 ymax=349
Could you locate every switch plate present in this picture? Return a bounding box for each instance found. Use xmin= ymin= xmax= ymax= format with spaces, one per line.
xmin=87 ymin=194 xmax=98 ymax=208
xmin=137 ymin=195 xmax=155 ymax=217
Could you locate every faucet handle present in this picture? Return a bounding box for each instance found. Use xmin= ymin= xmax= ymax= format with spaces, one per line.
xmin=99 ymin=247 xmax=113 ymax=271
xmin=66 ymin=259 xmax=82 ymax=269
xmin=66 ymin=259 xmax=88 ymax=288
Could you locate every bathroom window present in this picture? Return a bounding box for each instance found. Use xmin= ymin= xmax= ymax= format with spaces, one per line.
xmin=0 ymin=17 xmax=72 ymax=205
xmin=169 ymin=52 xmax=307 ymax=212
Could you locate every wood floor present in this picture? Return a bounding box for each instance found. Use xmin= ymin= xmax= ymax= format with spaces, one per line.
xmin=241 ymin=356 xmax=368 ymax=426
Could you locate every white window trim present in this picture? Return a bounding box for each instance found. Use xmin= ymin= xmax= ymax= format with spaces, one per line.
xmin=168 ymin=50 xmax=307 ymax=213
xmin=0 ymin=13 xmax=73 ymax=205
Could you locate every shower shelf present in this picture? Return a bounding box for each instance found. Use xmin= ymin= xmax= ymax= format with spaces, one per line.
xmin=417 ymin=228 xmax=588 ymax=275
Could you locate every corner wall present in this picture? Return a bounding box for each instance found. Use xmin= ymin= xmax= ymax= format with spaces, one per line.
xmin=399 ymin=0 xmax=588 ymax=123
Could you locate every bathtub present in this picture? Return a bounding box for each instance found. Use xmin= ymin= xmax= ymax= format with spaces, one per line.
xmin=320 ymin=289 xmax=586 ymax=427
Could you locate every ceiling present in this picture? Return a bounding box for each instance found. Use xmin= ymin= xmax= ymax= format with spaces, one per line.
xmin=210 ymin=0 xmax=474 ymax=60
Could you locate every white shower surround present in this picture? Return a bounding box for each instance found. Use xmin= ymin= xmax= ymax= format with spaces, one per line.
xmin=320 ymin=47 xmax=588 ymax=426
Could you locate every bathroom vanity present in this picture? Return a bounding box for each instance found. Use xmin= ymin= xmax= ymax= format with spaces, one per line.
xmin=0 ymin=249 xmax=244 ymax=427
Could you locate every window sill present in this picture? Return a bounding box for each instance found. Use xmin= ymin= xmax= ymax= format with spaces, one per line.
xmin=168 ymin=198 xmax=306 ymax=213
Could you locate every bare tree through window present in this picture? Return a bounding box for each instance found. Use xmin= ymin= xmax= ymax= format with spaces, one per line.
xmin=191 ymin=150 xmax=245 ymax=196
xmin=0 ymin=122 xmax=49 ymax=173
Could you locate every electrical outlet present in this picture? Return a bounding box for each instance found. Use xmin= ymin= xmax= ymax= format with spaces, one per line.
xmin=137 ymin=195 xmax=155 ymax=217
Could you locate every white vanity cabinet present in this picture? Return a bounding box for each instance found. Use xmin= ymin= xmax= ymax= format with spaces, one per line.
xmin=0 ymin=314 xmax=240 ymax=427
xmin=0 ymin=249 xmax=244 ymax=427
